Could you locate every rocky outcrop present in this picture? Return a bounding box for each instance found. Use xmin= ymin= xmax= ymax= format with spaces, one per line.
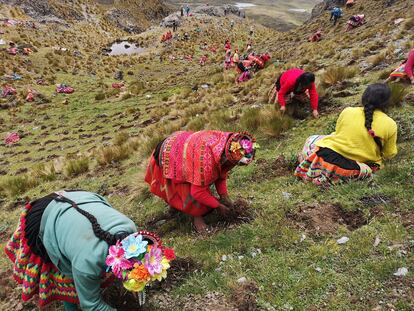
xmin=192 ymin=5 xmax=240 ymax=17
xmin=105 ymin=9 xmax=145 ymax=33
xmin=160 ymin=4 xmax=241 ymax=27
xmin=0 ymin=0 xmax=83 ymax=22
xmin=311 ymin=0 xmax=345 ymax=19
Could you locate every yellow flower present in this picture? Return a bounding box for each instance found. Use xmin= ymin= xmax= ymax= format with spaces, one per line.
xmin=123 ymin=279 xmax=146 ymax=292
xmin=151 ymin=258 xmax=170 ymax=282
xmin=230 ymin=142 xmax=241 ymax=152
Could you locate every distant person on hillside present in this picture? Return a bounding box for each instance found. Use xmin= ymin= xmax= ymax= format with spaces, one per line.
xmin=346 ymin=14 xmax=366 ymax=31
xmin=181 ymin=6 xmax=184 ymax=16
xmin=145 ymin=131 xmax=258 ymax=233
xmin=5 ymin=190 xmax=172 ymax=311
xmin=346 ymin=0 xmax=355 ymax=8
xmin=224 ymin=39 xmax=231 ymax=51
xmin=230 ymin=19 xmax=235 ymax=30
xmin=330 ymin=7 xmax=343 ymax=26
xmin=233 ymin=49 xmax=240 ymax=64
xmin=172 ymin=20 xmax=178 ymax=32
xmin=386 ymin=49 xmax=414 ymax=85
xmin=295 ymin=83 xmax=398 ymax=185
xmin=309 ymin=30 xmax=322 ymax=42
xmin=185 ymin=5 xmax=190 ymax=17
xmin=249 ymin=25 xmax=254 ymax=36
xmin=224 ymin=49 xmax=232 ymax=70
xmin=269 ymin=68 xmax=319 ymax=118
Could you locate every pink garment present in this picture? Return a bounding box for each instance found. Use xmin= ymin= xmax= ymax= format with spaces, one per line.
xmin=237 ymin=71 xmax=251 ymax=83
xmin=5 ymin=132 xmax=20 ymax=145
xmin=56 ymin=85 xmax=74 ymax=94
xmin=405 ymin=49 xmax=414 ymax=79
xmin=161 ymin=130 xmax=231 ymax=187
xmin=2 ymin=86 xmax=17 ymax=97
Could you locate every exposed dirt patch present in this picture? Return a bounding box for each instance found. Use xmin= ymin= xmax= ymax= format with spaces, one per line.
xmin=287 ymin=203 xmax=367 ymax=234
xmin=209 ymin=199 xmax=254 ymax=230
xmin=181 ymin=292 xmax=238 ymax=311
xmin=103 ymin=257 xmax=199 ymax=311
xmin=377 ymin=277 xmax=414 ymax=309
xmin=399 ymin=210 xmax=414 ymax=229
xmin=251 ymin=156 xmax=295 ymax=181
xmin=152 ymin=257 xmax=200 ymax=291
xmin=360 ymin=194 xmax=393 ymax=207
xmin=230 ymin=280 xmax=259 ymax=311
xmin=103 ymin=281 xmax=147 ymax=311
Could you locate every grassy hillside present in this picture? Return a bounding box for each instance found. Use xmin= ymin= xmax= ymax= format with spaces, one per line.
xmin=168 ymin=0 xmax=320 ymax=30
xmin=0 ymin=0 xmax=413 ymax=309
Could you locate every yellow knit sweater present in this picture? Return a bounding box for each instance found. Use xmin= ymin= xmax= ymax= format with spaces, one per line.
xmin=316 ymin=107 xmax=398 ymax=166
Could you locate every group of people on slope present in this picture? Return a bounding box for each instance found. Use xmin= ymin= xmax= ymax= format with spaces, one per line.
xmin=5 ymin=41 xmax=412 ymax=311
xmin=328 ymin=3 xmax=366 ymax=32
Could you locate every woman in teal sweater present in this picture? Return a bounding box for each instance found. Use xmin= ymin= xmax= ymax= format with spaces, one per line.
xmin=5 ymin=190 xmax=168 ymax=311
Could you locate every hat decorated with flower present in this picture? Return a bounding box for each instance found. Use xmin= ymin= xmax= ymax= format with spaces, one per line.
xmin=105 ymin=230 xmax=175 ymax=304
xmin=225 ymin=132 xmax=259 ymax=165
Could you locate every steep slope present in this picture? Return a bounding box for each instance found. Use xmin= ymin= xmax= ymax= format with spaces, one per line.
xmin=0 ymin=0 xmax=413 ymax=310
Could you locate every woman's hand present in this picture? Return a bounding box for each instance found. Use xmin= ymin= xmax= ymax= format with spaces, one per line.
xmin=220 ymin=195 xmax=234 ymax=208
xmin=312 ymin=109 xmax=319 ymax=118
xmin=218 ymin=204 xmax=230 ymax=217
xmin=410 ymin=76 xmax=414 ymax=85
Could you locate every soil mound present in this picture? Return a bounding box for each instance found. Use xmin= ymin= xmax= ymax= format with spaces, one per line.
xmin=288 ymin=203 xmax=367 ymax=234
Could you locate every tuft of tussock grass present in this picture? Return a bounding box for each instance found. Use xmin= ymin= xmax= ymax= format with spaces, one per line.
xmin=259 ymin=106 xmax=293 ymax=138
xmin=31 ymin=163 xmax=57 ymax=182
xmin=240 ymin=108 xmax=262 ymax=132
xmin=369 ymin=52 xmax=386 ymax=67
xmin=388 ymin=83 xmax=409 ymax=107
xmin=321 ymin=66 xmax=358 ymax=87
xmin=0 ymin=175 xmax=38 ymax=197
xmin=64 ymin=157 xmax=90 ymax=177
xmin=114 ymin=132 xmax=130 ymax=146
xmin=97 ymin=145 xmax=132 ymax=166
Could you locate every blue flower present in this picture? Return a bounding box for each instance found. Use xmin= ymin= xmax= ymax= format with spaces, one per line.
xmin=121 ymin=234 xmax=148 ymax=259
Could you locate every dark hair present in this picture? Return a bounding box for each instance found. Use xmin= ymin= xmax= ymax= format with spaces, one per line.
xmin=56 ymin=194 xmax=130 ymax=245
xmin=294 ymin=72 xmax=315 ymax=94
xmin=362 ymin=83 xmax=391 ymax=150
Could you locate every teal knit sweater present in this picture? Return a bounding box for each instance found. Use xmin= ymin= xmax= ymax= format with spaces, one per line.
xmin=39 ymin=191 xmax=136 ymax=311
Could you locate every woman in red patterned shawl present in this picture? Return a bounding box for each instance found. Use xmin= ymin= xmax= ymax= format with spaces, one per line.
xmin=145 ymin=130 xmax=257 ymax=232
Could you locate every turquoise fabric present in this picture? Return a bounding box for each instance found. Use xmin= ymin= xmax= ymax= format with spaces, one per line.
xmin=40 ymin=191 xmax=137 ymax=311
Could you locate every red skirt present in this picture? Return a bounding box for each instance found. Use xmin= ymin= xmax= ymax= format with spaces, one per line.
xmin=145 ymin=156 xmax=212 ymax=217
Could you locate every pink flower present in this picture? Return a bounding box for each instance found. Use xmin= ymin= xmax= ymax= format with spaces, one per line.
xmin=240 ymin=139 xmax=253 ymax=154
xmin=106 ymin=244 xmax=133 ymax=279
xmin=144 ymin=247 xmax=163 ymax=276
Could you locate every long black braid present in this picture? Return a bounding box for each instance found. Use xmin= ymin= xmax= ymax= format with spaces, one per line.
xmin=362 ymin=83 xmax=392 ymax=151
xmin=55 ymin=193 xmax=129 ymax=245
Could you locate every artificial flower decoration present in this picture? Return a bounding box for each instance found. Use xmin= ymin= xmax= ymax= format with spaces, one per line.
xmin=122 ymin=234 xmax=148 ymax=259
xmin=129 ymin=264 xmax=150 ymax=282
xmin=123 ymin=279 xmax=146 ymax=292
xmin=144 ymin=247 xmax=163 ymax=276
xmin=163 ymin=248 xmax=176 ymax=261
xmin=230 ymin=141 xmax=241 ymax=153
xmin=105 ymin=243 xmax=133 ymax=278
xmin=105 ymin=232 xmax=175 ymax=299
xmin=240 ymin=139 xmax=253 ymax=154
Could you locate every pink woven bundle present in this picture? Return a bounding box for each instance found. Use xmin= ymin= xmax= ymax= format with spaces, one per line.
xmin=5 ymin=132 xmax=20 ymax=145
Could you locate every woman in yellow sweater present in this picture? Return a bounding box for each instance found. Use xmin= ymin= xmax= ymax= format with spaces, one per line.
xmin=295 ymin=83 xmax=398 ymax=185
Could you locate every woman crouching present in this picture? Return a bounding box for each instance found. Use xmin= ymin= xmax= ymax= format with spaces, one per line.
xmin=5 ymin=190 xmax=175 ymax=310
xmin=145 ymin=130 xmax=257 ymax=233
xmin=295 ymin=83 xmax=398 ymax=185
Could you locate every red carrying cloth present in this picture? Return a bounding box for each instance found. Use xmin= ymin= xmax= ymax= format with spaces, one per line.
xmin=277 ymin=68 xmax=318 ymax=111
xmin=161 ymin=131 xmax=231 ymax=187
xmin=405 ymin=49 xmax=414 ymax=78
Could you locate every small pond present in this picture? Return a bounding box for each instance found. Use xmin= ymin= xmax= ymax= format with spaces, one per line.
xmin=105 ymin=41 xmax=146 ymax=56
xmin=235 ymin=2 xmax=257 ymax=9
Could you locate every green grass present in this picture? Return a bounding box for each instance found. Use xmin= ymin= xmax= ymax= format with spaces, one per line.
xmin=1 ymin=0 xmax=414 ymax=309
